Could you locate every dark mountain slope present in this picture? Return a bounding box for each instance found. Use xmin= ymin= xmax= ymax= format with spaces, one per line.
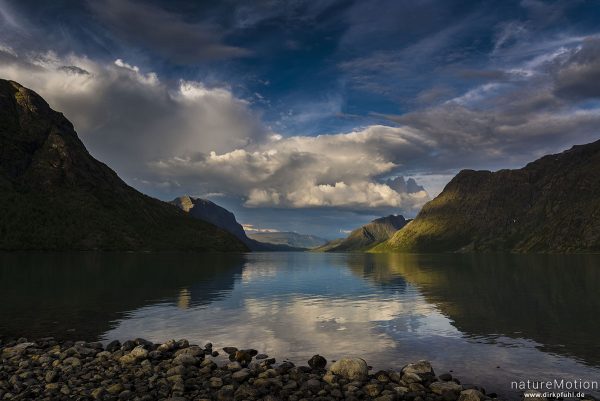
xmin=0 ymin=79 xmax=247 ymax=251
xmin=374 ymin=140 xmax=600 ymax=253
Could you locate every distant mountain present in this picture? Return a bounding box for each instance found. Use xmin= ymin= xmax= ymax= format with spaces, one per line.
xmin=170 ymin=196 xmax=304 ymax=252
xmin=0 ymin=79 xmax=247 ymax=251
xmin=171 ymin=196 xmax=248 ymax=241
xmin=316 ymin=215 xmax=410 ymax=252
xmin=373 ymin=140 xmax=600 ymax=253
xmin=246 ymin=231 xmax=328 ymax=249
xmin=384 ymin=176 xmax=425 ymax=194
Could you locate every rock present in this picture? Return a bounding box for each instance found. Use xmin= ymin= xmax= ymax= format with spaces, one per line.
xmin=167 ymin=365 xmax=186 ymax=377
xmin=157 ymin=339 xmax=176 ymax=352
xmin=439 ymin=373 xmax=453 ymax=382
xmin=389 ymin=371 xmax=402 ymax=383
xmin=328 ymin=358 xmax=369 ymax=381
xmin=74 ymin=344 xmax=98 ymax=356
xmin=430 ymin=381 xmax=463 ymax=399
xmin=226 ymin=361 xmax=243 ymax=371
xmin=232 ymin=368 xmax=251 ymax=382
xmin=409 ymin=382 xmax=426 ymax=392
xmin=107 ymin=383 xmax=124 ymax=395
xmin=459 ymin=389 xmax=485 ymax=401
xmin=167 ymin=374 xmax=183 ymax=383
xmin=172 ymin=354 xmax=197 ymax=366
xmin=308 ymin=354 xmax=327 ymax=369
xmin=217 ymin=385 xmax=235 ymax=401
xmin=403 ymin=360 xmax=435 ymax=380
xmin=323 ymin=372 xmax=337 ymax=384
xmin=306 ymin=378 xmax=321 ymax=391
xmin=119 ymin=354 xmax=137 ymax=364
xmin=223 ymin=346 xmax=238 ymax=355
xmin=402 ymin=371 xmax=423 ymax=383
xmin=210 ymin=377 xmax=224 ymax=388
xmin=1 ymin=342 xmax=35 ymax=358
xmin=62 ymin=356 xmax=81 ymax=367
xmin=91 ymin=387 xmax=106 ymax=399
xmin=130 ymin=345 xmax=149 ymax=359
xmin=174 ymin=345 xmax=204 ymax=357
xmin=0 ymin=337 xmax=504 ymax=401
xmin=374 ymin=370 xmax=390 ymax=383
xmin=394 ymin=386 xmax=409 ymax=396
xmin=374 ymin=396 xmax=395 ymax=401
xmin=364 ymin=383 xmax=382 ymax=397
xmin=234 ymin=350 xmax=253 ymax=365
xmin=121 ymin=340 xmax=136 ymax=352
xmin=134 ymin=337 xmax=152 ymax=347
xmin=44 ymin=370 xmax=58 ymax=383
xmin=97 ymin=351 xmax=111 ymax=359
xmin=256 ymin=354 xmax=268 ymax=360
xmin=235 ymin=384 xmax=258 ymax=399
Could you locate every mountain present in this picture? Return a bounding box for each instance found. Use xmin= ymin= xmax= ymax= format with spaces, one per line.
xmin=171 ymin=196 xmax=248 ymax=241
xmin=384 ymin=176 xmax=425 ymax=194
xmin=246 ymin=231 xmax=328 ymax=249
xmin=170 ymin=196 xmax=305 ymax=251
xmin=373 ymin=140 xmax=600 ymax=253
xmin=0 ymin=79 xmax=247 ymax=252
xmin=316 ymin=215 xmax=410 ymax=252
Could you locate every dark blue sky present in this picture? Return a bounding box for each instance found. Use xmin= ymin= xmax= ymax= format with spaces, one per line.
xmin=2 ymin=0 xmax=600 ymax=237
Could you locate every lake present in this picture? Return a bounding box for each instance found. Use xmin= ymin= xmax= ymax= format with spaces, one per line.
xmin=1 ymin=252 xmax=599 ymax=399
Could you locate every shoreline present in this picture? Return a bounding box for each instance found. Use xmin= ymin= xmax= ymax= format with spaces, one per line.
xmin=1 ymin=337 xmax=586 ymax=401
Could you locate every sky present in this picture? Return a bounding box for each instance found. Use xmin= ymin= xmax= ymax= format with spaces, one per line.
xmin=1 ymin=0 xmax=600 ymax=238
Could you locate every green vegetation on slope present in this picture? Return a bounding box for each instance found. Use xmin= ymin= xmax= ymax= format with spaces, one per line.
xmin=316 ymin=215 xmax=408 ymax=252
xmin=372 ymin=141 xmax=600 ymax=253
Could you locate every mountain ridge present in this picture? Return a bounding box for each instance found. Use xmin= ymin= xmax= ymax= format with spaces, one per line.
xmin=170 ymin=196 xmax=306 ymax=252
xmin=372 ymin=140 xmax=600 ymax=253
xmin=316 ymin=214 xmax=409 ymax=252
xmin=246 ymin=231 xmax=328 ymax=249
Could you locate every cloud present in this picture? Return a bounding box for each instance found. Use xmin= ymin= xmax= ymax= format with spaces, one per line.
xmin=242 ymin=224 xmax=279 ymax=233
xmin=152 ymin=126 xmax=431 ymax=210
xmin=0 ymin=48 xmax=266 ymax=180
xmin=415 ymin=85 xmax=455 ymax=104
xmin=553 ymin=38 xmax=600 ymax=100
xmin=89 ymin=0 xmax=250 ymax=63
xmin=380 ymin=36 xmax=600 ymax=171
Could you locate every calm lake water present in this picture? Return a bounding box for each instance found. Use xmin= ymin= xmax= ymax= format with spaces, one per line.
xmin=1 ymin=252 xmax=599 ymax=399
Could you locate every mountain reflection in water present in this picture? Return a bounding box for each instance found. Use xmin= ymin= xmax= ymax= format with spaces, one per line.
xmin=1 ymin=252 xmax=599 ymax=399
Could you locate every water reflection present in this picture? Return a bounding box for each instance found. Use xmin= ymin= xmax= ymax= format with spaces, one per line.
xmin=1 ymin=252 xmax=599 ymax=399
xmin=361 ymin=253 xmax=600 ymax=366
xmin=0 ymin=252 xmax=245 ymax=340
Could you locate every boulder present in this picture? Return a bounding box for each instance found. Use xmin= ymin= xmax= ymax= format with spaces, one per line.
xmin=308 ymin=354 xmax=327 ymax=369
xmin=459 ymin=389 xmax=485 ymax=401
xmin=328 ymin=358 xmax=369 ymax=381
xmin=402 ymin=360 xmax=435 ymax=380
